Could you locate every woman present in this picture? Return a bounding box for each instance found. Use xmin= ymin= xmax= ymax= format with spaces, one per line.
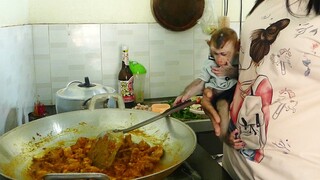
xmin=201 ymin=0 xmax=320 ymax=179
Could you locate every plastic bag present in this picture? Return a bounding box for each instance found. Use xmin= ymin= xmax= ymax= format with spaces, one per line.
xmin=198 ymin=0 xmax=219 ymax=35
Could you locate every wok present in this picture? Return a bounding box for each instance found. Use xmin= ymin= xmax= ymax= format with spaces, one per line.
xmin=0 ymin=94 xmax=197 ymax=180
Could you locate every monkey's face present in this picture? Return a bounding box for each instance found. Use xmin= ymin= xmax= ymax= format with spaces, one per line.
xmin=210 ymin=41 xmax=236 ymax=67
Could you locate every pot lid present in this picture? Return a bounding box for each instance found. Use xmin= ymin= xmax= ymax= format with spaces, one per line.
xmin=56 ymin=77 xmax=116 ymax=100
xmin=151 ymin=0 xmax=205 ymax=31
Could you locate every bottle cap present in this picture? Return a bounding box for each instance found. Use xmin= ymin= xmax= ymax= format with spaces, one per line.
xmin=129 ymin=61 xmax=147 ymax=74
xmin=122 ymin=45 xmax=128 ymax=51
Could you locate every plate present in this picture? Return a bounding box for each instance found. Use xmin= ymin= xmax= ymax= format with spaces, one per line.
xmin=151 ymin=0 xmax=205 ymax=31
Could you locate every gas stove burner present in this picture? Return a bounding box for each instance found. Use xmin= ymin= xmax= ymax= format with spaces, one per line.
xmin=212 ymin=154 xmax=224 ymax=167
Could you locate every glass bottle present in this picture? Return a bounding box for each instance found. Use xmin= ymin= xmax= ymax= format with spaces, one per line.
xmin=118 ymin=45 xmax=135 ymax=108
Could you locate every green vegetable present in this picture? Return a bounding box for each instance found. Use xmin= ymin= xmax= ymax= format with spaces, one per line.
xmin=167 ymin=99 xmax=206 ymax=121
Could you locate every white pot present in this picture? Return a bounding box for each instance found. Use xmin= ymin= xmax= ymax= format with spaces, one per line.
xmin=55 ymin=77 xmax=115 ymax=113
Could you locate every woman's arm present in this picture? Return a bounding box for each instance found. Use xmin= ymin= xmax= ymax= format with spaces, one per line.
xmin=173 ymin=79 xmax=205 ymax=105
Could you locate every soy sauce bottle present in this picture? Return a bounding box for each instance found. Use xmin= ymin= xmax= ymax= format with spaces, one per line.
xmin=118 ymin=45 xmax=135 ymax=108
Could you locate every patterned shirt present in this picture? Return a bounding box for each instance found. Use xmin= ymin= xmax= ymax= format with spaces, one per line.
xmin=223 ymin=0 xmax=320 ymax=179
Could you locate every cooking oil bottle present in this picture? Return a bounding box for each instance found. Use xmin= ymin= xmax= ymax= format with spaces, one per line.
xmin=118 ymin=45 xmax=135 ymax=108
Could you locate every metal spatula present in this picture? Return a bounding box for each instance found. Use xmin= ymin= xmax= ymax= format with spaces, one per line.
xmin=88 ymin=99 xmax=199 ymax=169
xmin=44 ymin=173 xmax=110 ymax=180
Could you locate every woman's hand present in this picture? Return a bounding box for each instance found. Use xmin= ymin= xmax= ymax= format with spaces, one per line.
xmin=227 ymin=129 xmax=245 ymax=149
xmin=201 ymin=88 xmax=222 ymax=136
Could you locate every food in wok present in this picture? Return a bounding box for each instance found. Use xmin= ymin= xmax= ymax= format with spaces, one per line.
xmin=28 ymin=133 xmax=164 ymax=180
xmin=0 ymin=108 xmax=196 ymax=180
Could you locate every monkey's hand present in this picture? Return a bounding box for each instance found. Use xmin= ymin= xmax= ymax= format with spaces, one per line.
xmin=212 ymin=61 xmax=238 ymax=78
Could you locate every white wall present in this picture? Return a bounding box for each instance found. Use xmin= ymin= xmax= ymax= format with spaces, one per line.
xmin=29 ymin=0 xmax=155 ymax=23
xmin=0 ymin=26 xmax=35 ymax=134
xmin=0 ymin=0 xmax=256 ymax=26
xmin=0 ymin=0 xmax=256 ymax=135
xmin=0 ymin=0 xmax=29 ymax=27
xmin=0 ymin=0 xmax=33 ymax=135
xmin=28 ymin=0 xmax=255 ymax=24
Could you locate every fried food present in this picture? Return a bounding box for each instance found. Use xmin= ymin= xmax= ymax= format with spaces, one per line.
xmin=28 ymin=134 xmax=164 ymax=180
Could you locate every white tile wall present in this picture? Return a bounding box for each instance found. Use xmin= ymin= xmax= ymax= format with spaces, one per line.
xmin=0 ymin=22 xmax=240 ymax=135
xmin=33 ymin=22 xmax=240 ymax=105
xmin=0 ymin=25 xmax=35 ymax=135
xmin=100 ymin=24 xmax=150 ymax=98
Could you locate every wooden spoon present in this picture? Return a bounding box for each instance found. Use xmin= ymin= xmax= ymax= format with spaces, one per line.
xmin=88 ymin=98 xmax=200 ymax=169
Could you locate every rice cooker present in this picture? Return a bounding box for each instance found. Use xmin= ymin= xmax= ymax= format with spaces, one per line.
xmin=55 ymin=77 xmax=116 ymax=113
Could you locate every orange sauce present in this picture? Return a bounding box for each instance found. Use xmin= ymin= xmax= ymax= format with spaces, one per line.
xmin=28 ymin=134 xmax=164 ymax=180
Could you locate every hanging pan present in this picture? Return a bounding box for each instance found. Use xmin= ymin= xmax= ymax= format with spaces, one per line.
xmin=151 ymin=0 xmax=205 ymax=31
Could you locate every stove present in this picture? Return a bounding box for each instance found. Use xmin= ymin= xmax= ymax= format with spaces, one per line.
xmin=166 ymin=119 xmax=232 ymax=180
xmin=27 ymin=104 xmax=232 ymax=180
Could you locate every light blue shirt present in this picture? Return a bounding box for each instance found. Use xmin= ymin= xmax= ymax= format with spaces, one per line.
xmin=198 ymin=56 xmax=237 ymax=92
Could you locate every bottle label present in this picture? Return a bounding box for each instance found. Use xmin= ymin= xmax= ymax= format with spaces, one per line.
xmin=118 ymin=76 xmax=134 ymax=103
xmin=122 ymin=48 xmax=129 ymax=65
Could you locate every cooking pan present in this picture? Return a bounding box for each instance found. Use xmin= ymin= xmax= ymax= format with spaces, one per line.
xmin=151 ymin=0 xmax=205 ymax=31
xmin=0 ymin=93 xmax=197 ymax=180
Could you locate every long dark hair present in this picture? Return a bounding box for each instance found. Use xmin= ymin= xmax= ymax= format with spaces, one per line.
xmin=248 ymin=0 xmax=320 ymax=16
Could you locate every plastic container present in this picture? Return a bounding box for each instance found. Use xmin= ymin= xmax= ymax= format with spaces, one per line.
xmin=151 ymin=104 xmax=170 ymax=113
xmin=129 ymin=61 xmax=147 ymax=103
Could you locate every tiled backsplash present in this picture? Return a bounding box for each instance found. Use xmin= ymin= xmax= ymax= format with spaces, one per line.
xmin=33 ymin=23 xmax=240 ymax=105
xmin=0 ymin=25 xmax=35 ymax=134
xmin=0 ymin=22 xmax=240 ymax=135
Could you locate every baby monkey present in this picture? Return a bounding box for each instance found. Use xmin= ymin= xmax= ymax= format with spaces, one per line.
xmin=174 ymin=27 xmax=239 ymax=141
